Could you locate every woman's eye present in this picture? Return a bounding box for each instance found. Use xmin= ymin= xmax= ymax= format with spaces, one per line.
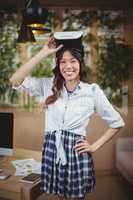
xmin=60 ymin=61 xmax=66 ymax=64
xmin=71 ymin=60 xmax=76 ymax=63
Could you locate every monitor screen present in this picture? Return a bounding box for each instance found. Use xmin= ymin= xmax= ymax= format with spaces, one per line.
xmin=0 ymin=112 xmax=14 ymax=156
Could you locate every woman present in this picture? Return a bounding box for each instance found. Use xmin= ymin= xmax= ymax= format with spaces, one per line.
xmin=10 ymin=36 xmax=125 ymax=200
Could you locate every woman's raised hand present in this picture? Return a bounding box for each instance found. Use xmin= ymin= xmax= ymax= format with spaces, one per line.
xmin=41 ymin=36 xmax=63 ymax=56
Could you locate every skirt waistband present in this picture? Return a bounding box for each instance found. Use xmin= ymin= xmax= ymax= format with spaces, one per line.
xmin=45 ymin=130 xmax=85 ymax=166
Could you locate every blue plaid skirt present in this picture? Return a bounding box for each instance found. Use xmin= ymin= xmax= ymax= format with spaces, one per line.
xmin=40 ymin=130 xmax=95 ymax=198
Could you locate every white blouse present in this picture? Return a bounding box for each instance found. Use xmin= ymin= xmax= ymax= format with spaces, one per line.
xmin=14 ymin=76 xmax=125 ymax=165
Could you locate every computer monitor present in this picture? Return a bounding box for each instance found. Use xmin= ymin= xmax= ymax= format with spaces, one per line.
xmin=0 ymin=112 xmax=14 ymax=157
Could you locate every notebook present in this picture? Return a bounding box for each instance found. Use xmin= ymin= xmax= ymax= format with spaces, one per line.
xmin=19 ymin=173 xmax=41 ymax=184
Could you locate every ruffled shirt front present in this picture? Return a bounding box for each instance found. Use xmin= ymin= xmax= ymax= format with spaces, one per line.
xmin=13 ymin=76 xmax=125 ymax=165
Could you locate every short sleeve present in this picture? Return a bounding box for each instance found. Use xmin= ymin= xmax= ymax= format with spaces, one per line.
xmin=92 ymin=83 xmax=125 ymax=128
xmin=13 ymin=76 xmax=53 ymax=102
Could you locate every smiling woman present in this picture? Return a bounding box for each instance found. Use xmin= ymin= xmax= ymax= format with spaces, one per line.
xmin=10 ymin=31 xmax=125 ymax=200
xmin=59 ymin=51 xmax=80 ymax=84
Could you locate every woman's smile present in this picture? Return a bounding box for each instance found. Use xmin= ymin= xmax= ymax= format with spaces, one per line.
xmin=59 ymin=51 xmax=80 ymax=82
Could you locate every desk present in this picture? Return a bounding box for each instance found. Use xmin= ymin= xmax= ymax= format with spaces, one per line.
xmin=0 ymin=148 xmax=43 ymax=200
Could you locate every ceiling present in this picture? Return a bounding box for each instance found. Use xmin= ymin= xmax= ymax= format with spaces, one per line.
xmin=0 ymin=0 xmax=133 ymax=12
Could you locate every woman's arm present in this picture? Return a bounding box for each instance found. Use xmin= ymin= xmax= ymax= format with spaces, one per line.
xmin=10 ymin=37 xmax=63 ymax=87
xmin=75 ymin=127 xmax=121 ymax=153
xmin=10 ymin=49 xmax=48 ymax=87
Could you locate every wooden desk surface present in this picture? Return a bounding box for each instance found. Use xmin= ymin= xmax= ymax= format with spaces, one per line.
xmin=0 ymin=148 xmax=42 ymax=200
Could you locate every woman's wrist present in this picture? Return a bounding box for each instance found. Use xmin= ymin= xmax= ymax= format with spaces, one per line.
xmin=37 ymin=48 xmax=49 ymax=60
xmin=90 ymin=143 xmax=99 ymax=153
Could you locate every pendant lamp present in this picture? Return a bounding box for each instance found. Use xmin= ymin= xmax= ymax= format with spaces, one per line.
xmin=17 ymin=23 xmax=35 ymax=43
xmin=22 ymin=0 xmax=51 ymax=35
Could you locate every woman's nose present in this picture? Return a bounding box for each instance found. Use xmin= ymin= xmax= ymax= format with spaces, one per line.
xmin=65 ymin=62 xmax=72 ymax=68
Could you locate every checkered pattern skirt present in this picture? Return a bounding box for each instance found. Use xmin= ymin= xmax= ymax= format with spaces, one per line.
xmin=40 ymin=130 xmax=95 ymax=198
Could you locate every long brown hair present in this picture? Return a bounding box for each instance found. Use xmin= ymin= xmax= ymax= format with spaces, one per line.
xmin=45 ymin=47 xmax=87 ymax=106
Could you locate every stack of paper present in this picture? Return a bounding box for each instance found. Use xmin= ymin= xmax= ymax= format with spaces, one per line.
xmin=11 ymin=158 xmax=41 ymax=176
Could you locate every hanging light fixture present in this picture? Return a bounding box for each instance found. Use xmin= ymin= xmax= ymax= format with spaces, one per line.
xmin=31 ymin=25 xmax=51 ymax=36
xmin=17 ymin=23 xmax=35 ymax=43
xmin=22 ymin=0 xmax=51 ymax=35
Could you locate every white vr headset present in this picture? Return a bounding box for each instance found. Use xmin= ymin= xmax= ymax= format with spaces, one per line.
xmin=54 ymin=31 xmax=83 ymax=40
xmin=53 ymin=31 xmax=83 ymax=54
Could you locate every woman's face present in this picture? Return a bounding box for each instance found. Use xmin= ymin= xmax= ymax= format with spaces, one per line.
xmin=59 ymin=51 xmax=80 ymax=83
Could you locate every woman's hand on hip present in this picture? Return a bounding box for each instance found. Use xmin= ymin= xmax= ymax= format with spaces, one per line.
xmin=74 ymin=139 xmax=96 ymax=154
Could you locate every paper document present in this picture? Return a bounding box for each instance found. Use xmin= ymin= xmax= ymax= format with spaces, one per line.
xmin=11 ymin=158 xmax=41 ymax=176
